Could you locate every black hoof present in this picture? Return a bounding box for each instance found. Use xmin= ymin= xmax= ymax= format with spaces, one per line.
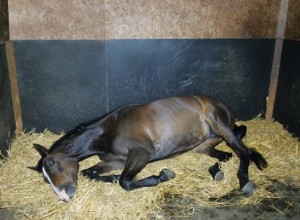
xmin=159 ymin=169 xmax=176 ymax=182
xmin=242 ymin=181 xmax=255 ymax=195
xmin=214 ymin=171 xmax=224 ymax=181
xmin=81 ymin=169 xmax=99 ymax=179
xmin=81 ymin=169 xmax=93 ymax=176
xmin=110 ymin=175 xmax=120 ymax=183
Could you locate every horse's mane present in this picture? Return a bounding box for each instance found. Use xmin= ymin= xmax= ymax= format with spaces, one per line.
xmin=48 ymin=104 xmax=138 ymax=153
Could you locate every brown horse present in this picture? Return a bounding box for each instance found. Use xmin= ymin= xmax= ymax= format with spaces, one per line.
xmin=29 ymin=95 xmax=267 ymax=201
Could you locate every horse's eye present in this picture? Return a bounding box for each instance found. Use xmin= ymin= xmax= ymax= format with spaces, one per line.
xmin=48 ymin=159 xmax=55 ymax=167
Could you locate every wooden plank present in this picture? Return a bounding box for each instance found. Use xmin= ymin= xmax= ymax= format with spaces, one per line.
xmin=266 ymin=0 xmax=289 ymax=121
xmin=5 ymin=41 xmax=23 ymax=133
xmin=0 ymin=0 xmax=9 ymax=42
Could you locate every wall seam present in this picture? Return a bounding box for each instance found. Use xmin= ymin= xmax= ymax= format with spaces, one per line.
xmin=104 ymin=0 xmax=109 ymax=113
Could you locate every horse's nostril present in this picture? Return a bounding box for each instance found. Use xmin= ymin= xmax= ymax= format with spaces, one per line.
xmin=60 ymin=185 xmax=67 ymax=192
xmin=68 ymin=186 xmax=76 ymax=198
xmin=60 ymin=185 xmax=76 ymax=198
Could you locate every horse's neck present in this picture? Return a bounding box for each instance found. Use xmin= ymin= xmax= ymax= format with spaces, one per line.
xmin=49 ymin=110 xmax=119 ymax=161
xmin=49 ymin=123 xmax=107 ymax=161
xmin=75 ymin=132 xmax=109 ymax=161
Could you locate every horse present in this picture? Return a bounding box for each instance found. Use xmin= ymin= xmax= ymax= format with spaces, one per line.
xmin=29 ymin=95 xmax=267 ymax=201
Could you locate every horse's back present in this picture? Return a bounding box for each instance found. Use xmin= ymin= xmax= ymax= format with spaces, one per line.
xmin=143 ymin=95 xmax=234 ymax=128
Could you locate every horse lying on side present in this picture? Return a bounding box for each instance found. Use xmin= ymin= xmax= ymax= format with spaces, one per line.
xmin=29 ymin=95 xmax=267 ymax=201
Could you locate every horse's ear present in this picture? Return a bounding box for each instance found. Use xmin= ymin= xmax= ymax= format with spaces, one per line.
xmin=33 ymin=143 xmax=48 ymax=157
xmin=27 ymin=165 xmax=39 ymax=171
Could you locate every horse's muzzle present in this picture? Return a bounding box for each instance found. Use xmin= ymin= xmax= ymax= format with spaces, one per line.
xmin=60 ymin=185 xmax=76 ymax=200
xmin=57 ymin=185 xmax=76 ymax=202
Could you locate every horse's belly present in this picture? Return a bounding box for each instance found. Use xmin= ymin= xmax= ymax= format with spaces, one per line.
xmin=150 ymin=128 xmax=209 ymax=161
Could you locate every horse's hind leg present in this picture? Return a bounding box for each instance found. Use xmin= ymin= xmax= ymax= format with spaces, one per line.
xmin=193 ymin=137 xmax=232 ymax=180
xmin=210 ymin=123 xmax=255 ymax=194
xmin=208 ymin=125 xmax=247 ymax=180
xmin=119 ymin=148 xmax=176 ymax=191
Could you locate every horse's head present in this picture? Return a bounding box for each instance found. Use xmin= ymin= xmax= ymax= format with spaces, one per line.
xmin=29 ymin=144 xmax=79 ymax=201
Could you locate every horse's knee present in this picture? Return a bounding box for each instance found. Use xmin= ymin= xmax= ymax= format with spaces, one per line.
xmin=119 ymin=179 xmax=132 ymax=191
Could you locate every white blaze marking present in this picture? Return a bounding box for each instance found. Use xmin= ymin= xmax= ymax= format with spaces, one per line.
xmin=42 ymin=166 xmax=70 ymax=201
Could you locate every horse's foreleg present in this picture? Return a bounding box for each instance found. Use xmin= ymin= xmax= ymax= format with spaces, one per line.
xmin=119 ymin=148 xmax=176 ymax=191
xmin=84 ymin=173 xmax=121 ymax=183
xmin=81 ymin=160 xmax=125 ymax=179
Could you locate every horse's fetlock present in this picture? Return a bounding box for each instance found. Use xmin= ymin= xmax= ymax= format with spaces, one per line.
xmin=237 ymin=171 xmax=249 ymax=188
xmin=237 ymin=171 xmax=248 ymax=180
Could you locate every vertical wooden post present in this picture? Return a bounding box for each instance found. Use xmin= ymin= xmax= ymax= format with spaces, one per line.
xmin=0 ymin=0 xmax=9 ymax=42
xmin=6 ymin=41 xmax=23 ymax=133
xmin=266 ymin=0 xmax=289 ymax=121
xmin=1 ymin=0 xmax=23 ymax=133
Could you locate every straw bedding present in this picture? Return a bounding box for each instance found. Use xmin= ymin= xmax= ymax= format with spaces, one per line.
xmin=0 ymin=118 xmax=299 ymax=219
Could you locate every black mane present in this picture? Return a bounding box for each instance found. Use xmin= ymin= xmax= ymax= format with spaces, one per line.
xmin=48 ymin=105 xmax=138 ymax=153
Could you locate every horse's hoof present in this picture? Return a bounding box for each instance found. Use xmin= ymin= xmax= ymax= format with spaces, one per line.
xmin=81 ymin=170 xmax=88 ymax=177
xmin=81 ymin=169 xmax=90 ymax=177
xmin=159 ymin=169 xmax=176 ymax=182
xmin=214 ymin=171 xmax=224 ymax=181
xmin=242 ymin=181 xmax=255 ymax=195
xmin=81 ymin=169 xmax=98 ymax=179
xmin=111 ymin=175 xmax=119 ymax=183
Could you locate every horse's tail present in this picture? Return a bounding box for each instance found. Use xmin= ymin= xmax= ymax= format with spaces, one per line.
xmin=248 ymin=147 xmax=268 ymax=170
xmin=234 ymin=124 xmax=267 ymax=171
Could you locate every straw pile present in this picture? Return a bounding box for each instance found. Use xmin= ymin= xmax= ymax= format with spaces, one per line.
xmin=0 ymin=118 xmax=299 ymax=219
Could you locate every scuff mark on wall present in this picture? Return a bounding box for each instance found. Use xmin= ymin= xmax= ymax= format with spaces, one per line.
xmin=178 ymin=73 xmax=197 ymax=90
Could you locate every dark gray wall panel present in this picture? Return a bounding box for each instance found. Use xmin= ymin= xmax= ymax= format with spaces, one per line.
xmin=107 ymin=39 xmax=274 ymax=120
xmin=0 ymin=43 xmax=16 ymax=157
xmin=274 ymin=40 xmax=300 ymax=137
xmin=13 ymin=39 xmax=275 ymax=133
xmin=14 ymin=41 xmax=107 ymax=132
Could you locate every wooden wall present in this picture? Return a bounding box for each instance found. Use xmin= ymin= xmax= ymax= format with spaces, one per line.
xmin=285 ymin=0 xmax=300 ymax=39
xmin=8 ymin=0 xmax=287 ymax=40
